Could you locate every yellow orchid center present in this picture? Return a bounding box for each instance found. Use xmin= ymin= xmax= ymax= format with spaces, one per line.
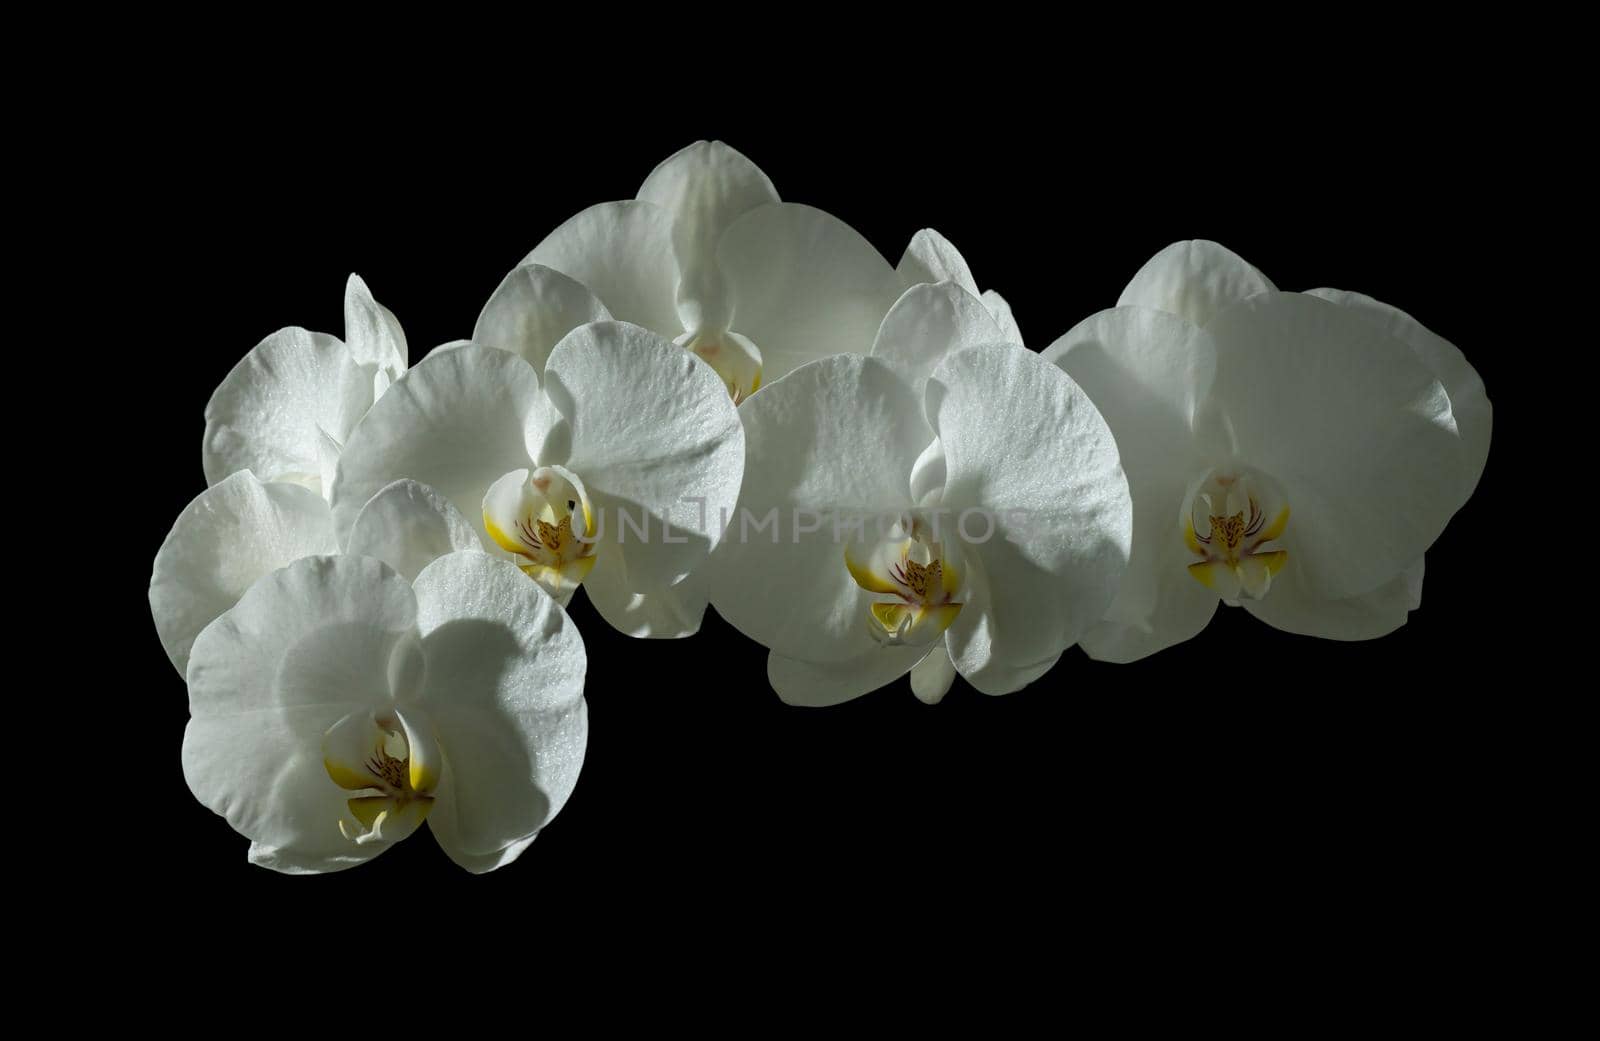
xmin=483 ymin=466 xmax=599 ymax=600
xmin=845 ymin=517 xmax=965 ymax=646
xmin=1183 ymin=466 xmax=1290 ymax=600
xmin=323 ymin=710 xmax=439 ymax=846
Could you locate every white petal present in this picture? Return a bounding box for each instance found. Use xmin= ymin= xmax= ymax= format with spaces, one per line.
xmin=435 ymin=834 xmax=539 ymax=875
xmin=708 ymin=355 xmax=927 ymax=663
xmin=871 ymin=281 xmax=1005 ymax=391
xmin=150 ymin=471 xmax=336 ymax=675
xmin=1043 ymin=307 xmax=1217 ymax=654
xmin=583 ymin=556 xmax=710 ymax=639
xmin=330 ymin=345 xmax=559 ymax=550
xmin=954 ymin=645 xmax=1061 ymax=698
xmin=1078 ymin=536 xmax=1221 ymax=663
xmin=473 ymin=263 xmax=611 ymax=374
xmin=1308 ymin=287 xmax=1490 ymax=500
xmin=981 ymin=290 xmax=1023 ymax=345
xmin=929 ymin=344 xmax=1132 ymax=688
xmin=421 ymin=338 xmax=476 ymax=361
xmin=716 ymin=203 xmax=903 ymax=380
xmin=185 ymin=710 xmax=382 ymax=874
xmin=908 ymin=438 xmax=946 ymax=507
xmin=1118 ymin=240 xmax=1276 ymax=326
xmin=1043 ymin=307 xmax=1215 ymax=438
xmin=638 ymin=140 xmax=780 ymax=250
xmin=346 ymin=479 xmax=481 ymax=582
xmin=1206 ymin=292 xmax=1464 ymax=598
xmin=939 ymin=541 xmax=1070 ymax=696
xmin=186 ymin=554 xmax=420 ymax=712
xmin=182 ymin=555 xmax=422 ymax=872
xmin=203 ymin=327 xmax=370 ymax=495
xmin=343 ymin=274 xmax=408 ymax=386
xmin=410 ymin=552 xmax=587 ymax=864
xmin=246 ymin=838 xmax=387 ymax=875
xmin=545 ymin=321 xmax=744 ymax=593
xmin=909 ymin=645 xmax=958 ymax=704
xmin=896 ymin=227 xmax=980 ymax=297
xmin=767 ymin=645 xmax=928 ymax=707
xmin=524 ymin=200 xmax=681 ymax=337
xmin=637 ymin=140 xmax=779 ymax=334
xmin=897 ymin=231 xmax=1023 ymax=344
xmin=1242 ymin=552 xmax=1420 ymax=640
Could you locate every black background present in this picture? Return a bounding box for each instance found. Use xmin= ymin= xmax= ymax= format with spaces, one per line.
xmin=119 ymin=96 xmax=1525 ymax=945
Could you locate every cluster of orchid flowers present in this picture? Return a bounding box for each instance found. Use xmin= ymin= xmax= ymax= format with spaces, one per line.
xmin=150 ymin=142 xmax=1490 ymax=874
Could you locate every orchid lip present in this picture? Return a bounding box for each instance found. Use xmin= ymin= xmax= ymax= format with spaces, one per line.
xmin=323 ymin=708 xmax=439 ymax=847
xmin=483 ymin=465 xmax=599 ymax=600
xmin=1182 ymin=464 xmax=1290 ymax=601
xmin=845 ymin=514 xmax=965 ymax=646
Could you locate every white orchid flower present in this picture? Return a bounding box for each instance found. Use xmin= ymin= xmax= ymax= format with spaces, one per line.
xmin=476 ymin=140 xmax=905 ymax=402
xmin=182 ymin=551 xmax=585 ymax=874
xmin=204 ymin=275 xmax=407 ymax=500
xmin=709 ymin=342 xmax=1130 ymax=706
xmin=331 ymin=320 xmax=744 ymax=638
xmin=1044 ymin=241 xmax=1488 ymax=661
xmin=896 ymin=227 xmax=1024 ymax=345
xmin=151 ymin=469 xmax=483 ymax=676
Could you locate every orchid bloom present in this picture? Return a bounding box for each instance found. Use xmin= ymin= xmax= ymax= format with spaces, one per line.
xmin=709 ymin=340 xmax=1130 ymax=706
xmin=476 ymin=140 xmax=915 ymax=402
xmin=1043 ymin=240 xmax=1488 ymax=661
xmin=204 ymin=275 xmax=407 ymax=500
xmin=330 ymin=321 xmax=744 ymax=638
xmin=183 ymin=552 xmax=585 ymax=874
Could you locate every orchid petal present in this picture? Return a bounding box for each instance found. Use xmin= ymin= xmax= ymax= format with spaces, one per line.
xmin=871 ymin=281 xmax=1005 ymax=391
xmin=346 ymin=479 xmax=481 ymax=582
xmin=203 ymin=327 xmax=370 ymax=496
xmin=1242 ymin=553 xmax=1423 ymax=639
xmin=896 ymin=228 xmax=980 ymax=297
xmin=716 ymin=203 xmax=903 ymax=380
xmin=544 ymin=321 xmax=744 ymax=594
xmin=343 ymin=274 xmax=408 ymax=387
xmin=523 ymin=200 xmax=681 ymax=337
xmin=411 ymin=552 xmax=586 ymax=868
xmin=1118 ymin=239 xmax=1276 ymax=326
xmin=1307 ymin=287 xmax=1490 ymax=500
xmin=767 ymin=644 xmax=931 ymax=707
xmin=929 ymin=344 xmax=1131 ymax=689
xmin=150 ymin=471 xmax=336 ymax=675
xmin=473 ymin=263 xmax=611 ymax=374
